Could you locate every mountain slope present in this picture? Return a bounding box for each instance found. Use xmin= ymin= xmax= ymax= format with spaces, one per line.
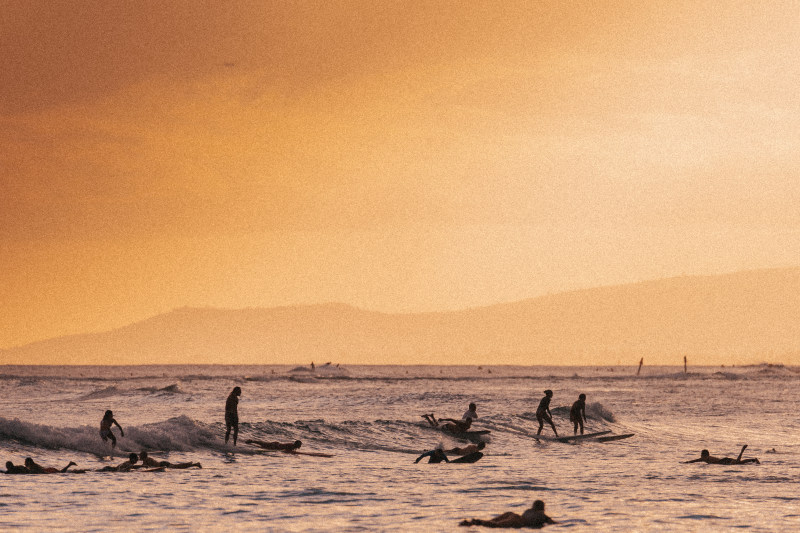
xmin=3 ymin=268 xmax=799 ymax=365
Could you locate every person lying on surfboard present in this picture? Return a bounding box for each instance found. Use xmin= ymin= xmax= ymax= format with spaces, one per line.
xmin=445 ymin=442 xmax=486 ymax=455
xmin=422 ymin=413 xmax=472 ymax=433
xmin=245 ymin=439 xmax=303 ymax=452
xmin=97 ymin=453 xmax=139 ymax=472
xmin=459 ymin=499 xmax=556 ymax=528
xmin=139 ymin=451 xmax=202 ymax=469
xmin=24 ymin=457 xmax=79 ymax=474
xmin=683 ymin=445 xmax=760 ymax=465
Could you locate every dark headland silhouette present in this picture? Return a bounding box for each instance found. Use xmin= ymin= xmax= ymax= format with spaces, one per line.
xmin=2 ymin=268 xmax=799 ymax=366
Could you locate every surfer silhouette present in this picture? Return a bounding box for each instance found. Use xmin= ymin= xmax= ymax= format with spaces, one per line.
xmin=225 ymin=386 xmax=241 ymax=445
xmin=100 ymin=410 xmax=124 ymax=448
xmin=245 ymin=439 xmax=302 ymax=452
xmin=24 ymin=457 xmax=77 ymax=474
xmin=139 ymin=451 xmax=201 ymax=469
xmin=536 ymin=390 xmax=558 ymax=437
xmin=459 ymin=499 xmax=556 ymax=528
xmin=683 ymin=445 xmax=760 ymax=465
xmin=570 ymin=394 xmax=587 ymax=435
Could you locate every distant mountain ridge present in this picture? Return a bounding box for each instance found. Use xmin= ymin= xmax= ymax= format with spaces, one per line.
xmin=3 ymin=268 xmax=800 ymax=366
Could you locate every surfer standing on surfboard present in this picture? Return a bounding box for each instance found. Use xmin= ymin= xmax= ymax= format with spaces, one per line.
xmin=570 ymin=394 xmax=587 ymax=435
xmin=100 ymin=410 xmax=124 ymax=448
xmin=225 ymin=386 xmax=241 ymax=445
xmin=536 ymin=390 xmax=558 ymax=437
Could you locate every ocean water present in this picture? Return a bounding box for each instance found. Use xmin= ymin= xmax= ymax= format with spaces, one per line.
xmin=1 ymin=364 xmax=798 ymax=532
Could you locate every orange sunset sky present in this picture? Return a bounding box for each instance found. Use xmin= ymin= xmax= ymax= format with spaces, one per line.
xmin=2 ymin=1 xmax=799 ymax=351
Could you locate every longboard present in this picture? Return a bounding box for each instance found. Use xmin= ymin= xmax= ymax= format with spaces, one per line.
xmin=286 ymin=451 xmax=335 ymax=458
xmin=443 ymin=429 xmax=491 ymax=440
xmin=597 ymin=433 xmax=634 ymax=443
xmin=253 ymin=449 xmax=334 ymax=458
xmin=554 ymin=430 xmax=612 ymax=443
xmin=450 ymin=451 xmax=483 ymax=463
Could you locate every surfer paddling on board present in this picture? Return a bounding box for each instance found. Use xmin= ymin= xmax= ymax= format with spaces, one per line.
xmin=139 ymin=451 xmax=201 ymax=469
xmin=97 ymin=453 xmax=139 ymax=472
xmin=100 ymin=410 xmax=124 ymax=448
xmin=683 ymin=445 xmax=760 ymax=465
xmin=415 ymin=447 xmax=450 ymax=463
xmin=24 ymin=457 xmax=78 ymax=474
xmin=459 ymin=499 xmax=556 ymax=528
xmin=245 ymin=439 xmax=303 ymax=452
xmin=570 ymin=394 xmax=587 ymax=435
xmin=225 ymin=386 xmax=241 ymax=445
xmin=536 ymin=390 xmax=558 ymax=437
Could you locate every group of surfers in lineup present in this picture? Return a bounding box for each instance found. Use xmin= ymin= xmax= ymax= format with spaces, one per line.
xmin=5 ymin=386 xmax=761 ymax=529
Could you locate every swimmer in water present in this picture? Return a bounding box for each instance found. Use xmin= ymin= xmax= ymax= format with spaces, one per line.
xmin=139 ymin=451 xmax=201 ymax=469
xmin=570 ymin=393 xmax=587 ymax=435
xmin=244 ymin=439 xmax=303 ymax=452
xmin=459 ymin=499 xmax=556 ymax=528
xmin=536 ymin=390 xmax=558 ymax=437
xmin=683 ymin=445 xmax=760 ymax=465
xmin=225 ymin=386 xmax=241 ymax=445
xmin=100 ymin=410 xmax=124 ymax=448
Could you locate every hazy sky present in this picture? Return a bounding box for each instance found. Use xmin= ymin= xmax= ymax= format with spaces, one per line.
xmin=2 ymin=1 xmax=799 ymax=349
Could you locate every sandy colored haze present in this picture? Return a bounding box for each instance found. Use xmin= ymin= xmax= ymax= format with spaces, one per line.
xmin=1 ymin=1 xmax=799 ymax=358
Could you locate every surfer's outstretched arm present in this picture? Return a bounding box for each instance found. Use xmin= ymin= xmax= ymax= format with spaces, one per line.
xmin=414 ymin=451 xmax=433 ymax=463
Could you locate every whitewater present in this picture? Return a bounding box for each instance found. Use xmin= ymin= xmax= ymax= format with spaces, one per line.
xmin=1 ymin=364 xmax=798 ymax=532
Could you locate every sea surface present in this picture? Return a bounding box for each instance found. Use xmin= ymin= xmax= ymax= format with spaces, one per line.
xmin=1 ymin=364 xmax=798 ymax=532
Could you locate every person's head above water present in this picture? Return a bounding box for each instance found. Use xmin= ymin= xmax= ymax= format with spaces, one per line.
xmin=292 ymin=440 xmax=302 ymax=450
xmin=104 ymin=410 xmax=113 ymax=418
xmin=579 ymin=393 xmax=586 ymax=401
xmin=476 ymin=442 xmax=486 ymax=451
xmin=532 ymin=500 xmax=545 ymax=511
xmin=544 ymin=390 xmax=553 ymax=396
xmin=24 ymin=457 xmax=35 ymax=467
xmin=468 ymin=403 xmax=477 ymax=411
xmin=231 ymin=386 xmax=241 ymax=396
xmin=139 ymin=451 xmax=148 ymax=459
xmin=128 ymin=453 xmax=138 ymax=463
xmin=5 ymin=461 xmax=14 ymax=470
xmin=700 ymin=450 xmax=710 ymax=459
